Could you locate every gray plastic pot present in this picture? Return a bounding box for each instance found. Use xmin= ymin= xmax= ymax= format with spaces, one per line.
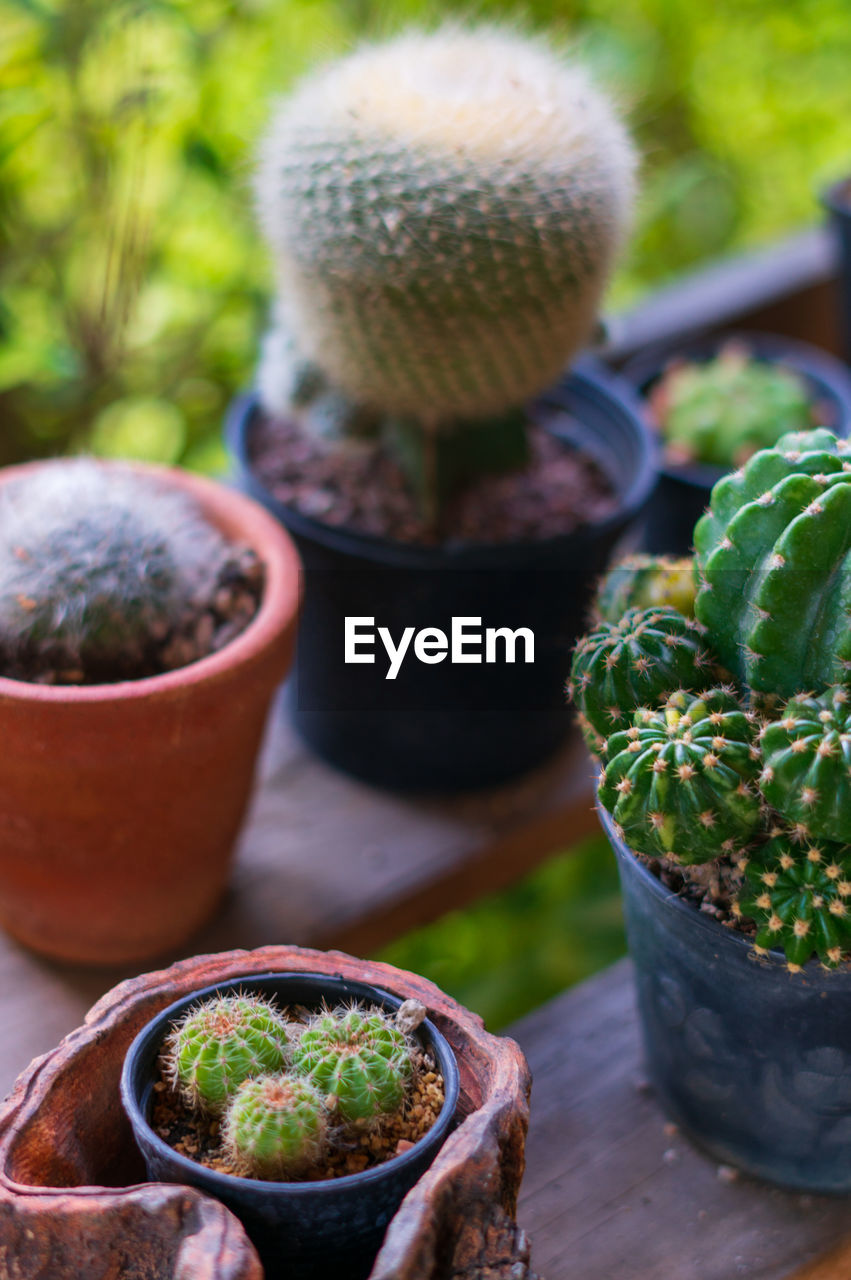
xmin=602 ymin=808 xmax=851 ymax=1192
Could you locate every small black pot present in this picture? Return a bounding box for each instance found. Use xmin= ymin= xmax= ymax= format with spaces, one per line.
xmin=823 ymin=178 xmax=851 ymax=365
xmin=121 ymin=972 xmax=460 ymax=1280
xmin=621 ymin=330 xmax=851 ymax=555
xmin=226 ymin=362 xmax=656 ymax=791
xmin=602 ymin=810 xmax=851 ymax=1192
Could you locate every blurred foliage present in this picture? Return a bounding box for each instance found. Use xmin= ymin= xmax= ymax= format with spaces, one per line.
xmin=376 ymin=834 xmax=625 ymax=1031
xmin=2 ymin=0 xmax=851 ymax=469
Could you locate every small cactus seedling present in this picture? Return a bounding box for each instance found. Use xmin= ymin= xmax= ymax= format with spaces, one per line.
xmin=593 ymin=554 xmax=696 ymax=624
xmin=0 ymin=459 xmax=228 ymax=681
xmin=164 ymin=994 xmax=292 ymax=1113
xmin=255 ymin=26 xmax=635 ymax=520
xmin=568 ymin=606 xmax=714 ymax=752
xmin=759 ymin=687 xmax=851 ymax=844
xmin=223 ymin=1074 xmax=328 ymax=1178
xmin=652 ymin=345 xmax=813 ymax=468
xmin=291 ymin=1005 xmax=413 ymax=1124
xmin=694 ymin=428 xmax=851 ymax=699
xmin=735 ymin=833 xmax=851 ymax=970
xmin=598 ymin=687 xmax=762 ymax=864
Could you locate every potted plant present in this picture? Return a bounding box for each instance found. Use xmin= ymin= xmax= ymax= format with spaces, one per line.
xmin=227 ymin=25 xmax=655 ymax=791
xmin=569 ymin=426 xmax=851 ymax=1191
xmin=0 ymin=457 xmax=301 ymax=965
xmin=0 ymin=945 xmax=531 ymax=1280
xmin=121 ymin=971 xmax=459 ymax=1279
xmin=621 ymin=331 xmax=851 ymax=554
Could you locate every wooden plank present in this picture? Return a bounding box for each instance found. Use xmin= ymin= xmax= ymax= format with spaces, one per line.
xmin=513 ymin=960 xmax=851 ymax=1280
xmin=605 ymin=227 xmax=840 ymax=362
xmin=0 ymin=694 xmax=597 ymax=1101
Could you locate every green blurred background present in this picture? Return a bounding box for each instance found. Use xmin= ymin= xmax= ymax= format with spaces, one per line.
xmin=3 ymin=0 xmax=850 ymax=1026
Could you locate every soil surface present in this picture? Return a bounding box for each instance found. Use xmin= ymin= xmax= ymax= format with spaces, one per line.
xmin=250 ymin=412 xmax=618 ymax=546
xmin=151 ymin=1016 xmax=445 ymax=1183
xmin=0 ymin=547 xmax=264 ymax=686
xmin=641 ymin=852 xmax=756 ymax=936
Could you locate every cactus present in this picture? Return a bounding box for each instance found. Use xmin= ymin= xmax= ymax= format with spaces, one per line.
xmin=0 ymin=459 xmax=228 ymax=680
xmin=593 ymin=554 xmax=697 ymax=624
xmin=291 ymin=1005 xmax=412 ymax=1123
xmin=735 ymin=833 xmax=851 ymax=970
xmin=759 ymin=686 xmax=851 ymax=844
xmin=223 ymin=1074 xmax=328 ymax=1178
xmin=255 ymin=26 xmax=635 ymax=519
xmin=597 ymin=687 xmax=762 ymax=865
xmin=164 ymin=994 xmax=292 ymax=1114
xmin=652 ymin=345 xmax=813 ymax=468
xmin=568 ymin=607 xmax=714 ymax=752
xmin=694 ymin=428 xmax=851 ymax=700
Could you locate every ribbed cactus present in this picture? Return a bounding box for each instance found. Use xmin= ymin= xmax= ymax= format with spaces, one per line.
xmin=291 ymin=1005 xmax=412 ymax=1124
xmin=223 ymin=1074 xmax=328 ymax=1178
xmin=568 ymin=607 xmax=714 ymax=753
xmin=0 ymin=459 xmax=227 ymax=680
xmin=255 ymin=27 xmax=635 ymax=518
xmin=694 ymin=428 xmax=851 ymax=700
xmin=759 ymin=687 xmax=851 ymax=844
xmin=653 ymin=346 xmax=813 ymax=467
xmin=736 ymin=833 xmax=851 ymax=970
xmin=164 ymin=994 xmax=292 ymax=1114
xmin=593 ymin=554 xmax=696 ymax=624
xmin=598 ymin=687 xmax=762 ymax=864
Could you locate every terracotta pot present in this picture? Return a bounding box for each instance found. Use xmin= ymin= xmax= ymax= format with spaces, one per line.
xmin=0 ymin=945 xmax=534 ymax=1280
xmin=0 ymin=462 xmax=302 ymax=965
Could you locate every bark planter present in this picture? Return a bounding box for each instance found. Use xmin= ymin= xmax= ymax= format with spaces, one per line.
xmin=0 ymin=945 xmax=533 ymax=1280
xmin=121 ymin=971 xmax=460 ymax=1280
xmin=823 ymin=178 xmax=851 ymax=365
xmin=601 ymin=809 xmax=851 ymax=1193
xmin=0 ymin=462 xmax=301 ymax=966
xmin=621 ymin=331 xmax=851 ymax=555
xmin=227 ymin=362 xmax=656 ymax=791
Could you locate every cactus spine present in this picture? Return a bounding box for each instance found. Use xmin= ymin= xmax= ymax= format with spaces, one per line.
xmin=256 ymin=27 xmax=635 ymax=518
xmin=568 ymin=606 xmax=714 ymax=752
xmin=759 ymin=687 xmax=851 ymax=844
xmin=291 ymin=1005 xmax=413 ymax=1123
xmin=165 ymin=994 xmax=292 ymax=1113
xmin=694 ymin=428 xmax=851 ymax=700
xmin=223 ymin=1075 xmax=328 ymax=1178
xmin=597 ymin=687 xmax=762 ymax=864
xmin=0 ymin=459 xmax=227 ymax=680
xmin=736 ymin=833 xmax=851 ymax=971
xmin=593 ymin=554 xmax=697 ymax=624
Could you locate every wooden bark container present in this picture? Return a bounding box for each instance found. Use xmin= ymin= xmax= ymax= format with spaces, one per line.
xmin=0 ymin=946 xmax=534 ymax=1279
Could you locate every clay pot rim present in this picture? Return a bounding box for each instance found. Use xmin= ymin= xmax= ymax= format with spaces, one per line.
xmin=0 ymin=459 xmax=302 ymax=702
xmin=120 ymin=968 xmax=461 ymax=1194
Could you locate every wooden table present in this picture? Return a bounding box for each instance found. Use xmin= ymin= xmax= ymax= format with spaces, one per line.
xmin=3 ymin=230 xmax=850 ymax=1277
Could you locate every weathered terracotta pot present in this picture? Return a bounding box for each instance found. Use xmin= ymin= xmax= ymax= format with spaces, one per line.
xmin=0 ymin=463 xmax=302 ymax=965
xmin=0 ymin=945 xmax=534 ymax=1280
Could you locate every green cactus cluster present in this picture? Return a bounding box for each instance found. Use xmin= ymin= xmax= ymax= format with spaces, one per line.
xmin=0 ymin=459 xmax=228 ymax=681
xmin=567 ymin=606 xmax=714 ymax=754
xmin=255 ymin=26 xmax=635 ymax=521
xmin=598 ymin=688 xmax=762 ymax=865
xmin=568 ymin=427 xmax=851 ymax=970
xmin=736 ymin=833 xmax=851 ymax=971
xmin=652 ymin=345 xmax=813 ymax=468
xmin=593 ymin=553 xmax=697 ymax=624
xmin=163 ymin=993 xmax=421 ymax=1180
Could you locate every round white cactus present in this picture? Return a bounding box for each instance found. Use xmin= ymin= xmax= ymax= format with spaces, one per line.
xmin=255 ymin=25 xmax=636 ymax=424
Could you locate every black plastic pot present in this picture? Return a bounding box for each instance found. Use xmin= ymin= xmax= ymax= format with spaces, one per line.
xmin=226 ymin=361 xmax=656 ymax=791
xmin=823 ymin=178 xmax=851 ymax=365
xmin=121 ymin=972 xmax=460 ymax=1280
xmin=602 ymin=810 xmax=851 ymax=1192
xmin=621 ymin=330 xmax=851 ymax=555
